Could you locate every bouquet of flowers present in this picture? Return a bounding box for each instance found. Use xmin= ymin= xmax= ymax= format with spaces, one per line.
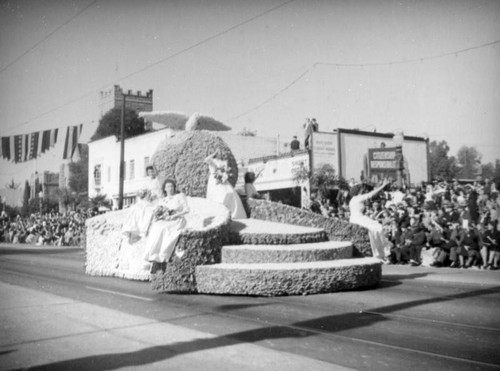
xmin=154 ymin=205 xmax=174 ymax=221
xmin=214 ymin=164 xmax=231 ymax=185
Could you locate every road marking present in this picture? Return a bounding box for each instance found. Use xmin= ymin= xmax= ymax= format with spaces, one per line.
xmin=361 ymin=310 xmax=500 ymax=333
xmin=85 ymin=286 xmax=154 ymax=301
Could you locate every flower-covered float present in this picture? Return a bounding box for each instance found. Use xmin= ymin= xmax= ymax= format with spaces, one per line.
xmin=85 ymin=112 xmax=381 ymax=295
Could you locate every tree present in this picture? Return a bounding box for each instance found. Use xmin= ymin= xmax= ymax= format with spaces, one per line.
xmin=91 ymin=107 xmax=146 ymax=141
xmin=237 ymin=127 xmax=257 ymax=136
xmin=429 ymin=140 xmax=459 ymax=180
xmin=293 ymin=163 xmax=348 ymax=201
xmin=456 ymin=145 xmax=481 ymax=180
xmin=482 ymin=159 xmax=500 ymax=185
xmin=68 ymin=144 xmax=88 ymax=194
xmin=21 ymin=180 xmax=30 ymax=215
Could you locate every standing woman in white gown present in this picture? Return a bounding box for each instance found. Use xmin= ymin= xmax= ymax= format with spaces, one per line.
xmin=143 ymin=179 xmax=189 ymax=263
xmin=349 ymin=178 xmax=391 ymax=260
xmin=204 ymin=151 xmax=247 ymax=219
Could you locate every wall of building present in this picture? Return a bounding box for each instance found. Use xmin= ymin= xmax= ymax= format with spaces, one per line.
xmin=336 ymin=129 xmax=429 ymax=186
xmin=88 ymin=129 xmax=280 ymax=209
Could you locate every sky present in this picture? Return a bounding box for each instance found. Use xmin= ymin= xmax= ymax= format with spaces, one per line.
xmin=1 ymin=0 xmax=500 ymax=187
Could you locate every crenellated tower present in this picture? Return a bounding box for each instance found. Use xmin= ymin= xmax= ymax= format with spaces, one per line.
xmin=99 ymin=85 xmax=153 ymax=120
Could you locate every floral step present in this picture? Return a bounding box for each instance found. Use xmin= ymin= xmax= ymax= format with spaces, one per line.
xmin=195 ymin=258 xmax=382 ymax=296
xmin=222 ymin=241 xmax=352 ymax=264
xmin=228 ymin=219 xmax=328 ymax=245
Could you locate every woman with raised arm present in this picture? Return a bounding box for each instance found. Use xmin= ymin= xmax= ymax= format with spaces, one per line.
xmin=205 ymin=150 xmax=247 ymax=219
xmin=349 ymin=178 xmax=392 ymax=260
xmin=143 ymin=179 xmax=189 ymax=263
xmin=244 ymin=168 xmax=264 ymax=199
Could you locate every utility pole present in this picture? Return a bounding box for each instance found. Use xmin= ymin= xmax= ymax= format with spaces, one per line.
xmin=118 ymin=94 xmax=126 ymax=209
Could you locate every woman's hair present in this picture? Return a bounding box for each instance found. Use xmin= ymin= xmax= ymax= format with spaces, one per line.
xmin=349 ymin=184 xmax=363 ymax=197
xmin=244 ymin=172 xmax=255 ymax=184
xmin=145 ymin=165 xmax=154 ymax=172
xmin=161 ymin=178 xmax=177 ymax=195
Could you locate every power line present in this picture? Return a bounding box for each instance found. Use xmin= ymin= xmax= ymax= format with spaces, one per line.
xmin=3 ymin=0 xmax=296 ymax=135
xmin=316 ymin=39 xmax=500 ymax=67
xmin=226 ymin=39 xmax=500 ymax=122
xmin=0 ymin=0 xmax=99 ymax=74
xmin=113 ymin=0 xmax=296 ymax=85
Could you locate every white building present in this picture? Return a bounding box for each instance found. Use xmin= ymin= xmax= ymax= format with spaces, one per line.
xmin=88 ymin=129 xmax=281 ymax=209
xmin=88 ymin=127 xmax=428 ymax=210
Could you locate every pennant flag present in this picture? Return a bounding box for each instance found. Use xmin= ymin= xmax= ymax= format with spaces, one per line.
xmin=41 ymin=128 xmax=59 ymax=153
xmin=25 ymin=132 xmax=40 ymax=161
xmin=9 ymin=136 xmax=15 ymax=161
xmin=14 ymin=135 xmax=24 ymax=163
xmin=0 ymin=137 xmax=8 ymax=160
xmin=63 ymin=124 xmax=83 ymax=160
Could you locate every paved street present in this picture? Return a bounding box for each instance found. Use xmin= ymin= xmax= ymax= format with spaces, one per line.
xmin=1 ymin=243 xmax=499 ymax=370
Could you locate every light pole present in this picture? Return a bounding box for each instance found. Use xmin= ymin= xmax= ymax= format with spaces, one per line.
xmin=393 ymin=131 xmax=404 ymax=187
xmin=38 ymin=190 xmax=44 ymax=214
xmin=118 ymin=94 xmax=126 ymax=210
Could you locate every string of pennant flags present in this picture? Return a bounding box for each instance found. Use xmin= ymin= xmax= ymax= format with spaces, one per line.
xmin=0 ymin=124 xmax=83 ymax=163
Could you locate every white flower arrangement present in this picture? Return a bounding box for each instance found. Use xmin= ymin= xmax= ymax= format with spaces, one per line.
xmin=154 ymin=205 xmax=174 ymax=221
xmin=214 ymin=164 xmax=231 ymax=185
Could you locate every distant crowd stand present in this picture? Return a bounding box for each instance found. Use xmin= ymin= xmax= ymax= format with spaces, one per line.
xmin=0 ymin=209 xmax=97 ymax=247
xmin=307 ymin=178 xmax=500 ymax=269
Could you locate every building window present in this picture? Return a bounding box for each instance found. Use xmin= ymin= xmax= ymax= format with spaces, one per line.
xmin=94 ymin=165 xmax=102 ymax=186
xmin=107 ymin=166 xmax=111 ymax=183
xmin=144 ymin=156 xmax=150 ymax=176
xmin=130 ymin=160 xmax=135 ymax=180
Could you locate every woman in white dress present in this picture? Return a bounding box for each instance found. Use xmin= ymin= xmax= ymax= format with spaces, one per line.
xmin=122 ymin=166 xmax=163 ymax=240
xmin=143 ymin=179 xmax=189 ymax=263
xmin=205 ymin=151 xmax=247 ymax=219
xmin=349 ymin=179 xmax=391 ymax=260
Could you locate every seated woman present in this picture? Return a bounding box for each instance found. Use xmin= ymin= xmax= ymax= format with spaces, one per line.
xmin=143 ymin=179 xmax=189 ymax=263
xmin=205 ymin=151 xmax=247 ymax=219
xmin=122 ymin=165 xmax=163 ymax=240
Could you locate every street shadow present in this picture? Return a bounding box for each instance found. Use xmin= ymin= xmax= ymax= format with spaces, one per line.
xmin=382 ymin=272 xmax=433 ymax=281
xmin=25 ymin=285 xmax=500 ymax=371
xmin=0 ymin=247 xmax=83 ymax=255
xmin=214 ymin=302 xmax=274 ymax=312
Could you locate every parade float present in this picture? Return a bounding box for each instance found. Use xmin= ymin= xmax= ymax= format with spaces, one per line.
xmin=85 ymin=112 xmax=381 ymax=296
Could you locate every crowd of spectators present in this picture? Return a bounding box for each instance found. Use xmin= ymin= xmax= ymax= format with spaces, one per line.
xmin=309 ymin=178 xmax=500 ymax=269
xmin=0 ymin=209 xmax=97 ymax=247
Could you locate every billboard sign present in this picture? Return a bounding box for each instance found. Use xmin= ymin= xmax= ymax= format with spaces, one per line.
xmin=311 ymin=132 xmax=337 ymax=172
xmin=368 ymin=147 xmax=400 ymax=183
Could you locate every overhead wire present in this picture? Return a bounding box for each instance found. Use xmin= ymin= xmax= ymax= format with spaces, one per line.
xmin=226 ymin=39 xmax=500 ymax=122
xmin=0 ymin=0 xmax=99 ymax=74
xmin=2 ymin=0 xmax=297 ymax=136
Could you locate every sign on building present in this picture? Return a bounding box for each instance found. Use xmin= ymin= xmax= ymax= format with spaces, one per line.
xmin=367 ymin=147 xmax=400 ymax=183
xmin=311 ymin=132 xmax=337 ymax=172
